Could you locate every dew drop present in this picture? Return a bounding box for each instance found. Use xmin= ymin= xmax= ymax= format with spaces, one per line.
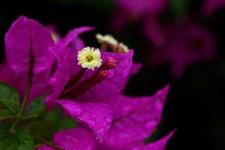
xmin=145 ymin=121 xmax=156 ymax=129
xmin=104 ymin=117 xmax=111 ymax=123
xmin=155 ymin=99 xmax=163 ymax=112
xmin=95 ymin=135 xmax=100 ymax=142
xmin=123 ymin=106 xmax=131 ymax=112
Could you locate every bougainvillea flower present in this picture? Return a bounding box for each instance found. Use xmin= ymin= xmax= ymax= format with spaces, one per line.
xmin=42 ymin=30 xmax=174 ymax=149
xmin=110 ymin=0 xmax=167 ymax=31
xmin=44 ymin=32 xmax=135 ymax=141
xmin=38 ymin=128 xmax=95 ymax=150
xmin=143 ymin=19 xmax=216 ymax=78
xmin=0 ymin=16 xmax=55 ymax=104
xmin=201 ymin=0 xmax=225 ymax=17
xmin=0 ymin=16 xmax=175 ymax=150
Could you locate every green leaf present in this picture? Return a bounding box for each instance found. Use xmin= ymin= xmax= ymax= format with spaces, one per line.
xmin=0 ymin=109 xmax=15 ymax=119
xmin=23 ymin=95 xmax=46 ymax=120
xmin=0 ymin=128 xmax=35 ymax=150
xmin=43 ymin=107 xmax=77 ymax=131
xmin=0 ymin=121 xmax=13 ymax=131
xmin=59 ymin=117 xmax=78 ymax=130
xmin=0 ymin=82 xmax=19 ymax=114
xmin=26 ymin=120 xmax=54 ymax=144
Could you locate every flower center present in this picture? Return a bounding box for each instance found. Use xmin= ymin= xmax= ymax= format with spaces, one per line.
xmin=86 ymin=55 xmax=93 ymax=62
xmin=62 ymin=57 xmax=117 ymax=99
xmin=77 ymin=47 xmax=102 ymax=70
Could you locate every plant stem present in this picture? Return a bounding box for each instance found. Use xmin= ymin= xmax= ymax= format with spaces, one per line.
xmin=34 ymin=136 xmax=61 ymax=150
xmin=19 ymin=80 xmax=32 ymax=115
xmin=34 ymin=136 xmax=53 ymax=147
xmin=9 ymin=80 xmax=32 ymax=133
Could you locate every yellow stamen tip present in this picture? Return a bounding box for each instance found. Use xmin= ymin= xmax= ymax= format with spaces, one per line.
xmin=96 ymin=34 xmax=118 ymax=46
xmin=77 ymin=47 xmax=102 ymax=70
xmin=118 ymin=43 xmax=129 ymax=52
xmin=96 ymin=33 xmax=130 ymax=53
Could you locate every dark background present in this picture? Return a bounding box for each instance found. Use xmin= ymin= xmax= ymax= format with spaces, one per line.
xmin=0 ymin=0 xmax=225 ymax=149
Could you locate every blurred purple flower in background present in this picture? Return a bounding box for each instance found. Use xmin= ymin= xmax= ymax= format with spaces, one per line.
xmin=143 ymin=18 xmax=217 ymax=78
xmin=201 ymin=0 xmax=225 ymax=17
xmin=110 ymin=0 xmax=218 ymax=79
xmin=110 ymin=0 xmax=167 ymax=31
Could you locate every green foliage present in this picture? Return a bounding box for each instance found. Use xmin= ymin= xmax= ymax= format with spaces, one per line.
xmin=26 ymin=107 xmax=77 ymax=145
xmin=43 ymin=107 xmax=78 ymax=132
xmin=0 ymin=82 xmax=19 ymax=119
xmin=24 ymin=96 xmax=46 ymax=120
xmin=0 ymin=121 xmax=13 ymax=131
xmin=0 ymin=109 xmax=15 ymax=119
xmin=0 ymin=82 xmax=77 ymax=147
xmin=26 ymin=120 xmax=54 ymax=144
xmin=0 ymin=128 xmax=35 ymax=150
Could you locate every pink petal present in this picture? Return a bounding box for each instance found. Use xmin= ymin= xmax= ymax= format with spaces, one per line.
xmin=53 ymin=128 xmax=95 ymax=150
xmin=53 ymin=100 xmax=112 ymax=142
xmin=37 ymin=144 xmax=54 ymax=150
xmin=135 ymin=130 xmax=176 ymax=150
xmin=105 ymin=85 xmax=170 ymax=147
xmin=56 ymin=27 xmax=94 ymax=48
xmin=201 ymin=0 xmax=225 ymax=17
xmin=5 ymin=16 xmax=55 ymax=87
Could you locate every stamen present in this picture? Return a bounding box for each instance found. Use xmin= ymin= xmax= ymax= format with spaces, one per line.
xmin=64 ymin=68 xmax=86 ymax=89
xmin=62 ymin=57 xmax=117 ymax=99
xmin=60 ymin=46 xmax=118 ymax=99
xmin=101 ymin=57 xmax=117 ymax=70
xmin=77 ymin=47 xmax=102 ymax=70
xmin=63 ymin=70 xmax=109 ymax=99
xmin=117 ymin=43 xmax=129 ymax=53
xmin=96 ymin=34 xmax=118 ymax=46
xmin=96 ymin=33 xmax=129 ymax=53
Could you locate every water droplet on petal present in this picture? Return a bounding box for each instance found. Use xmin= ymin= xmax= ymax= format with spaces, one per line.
xmin=95 ymin=135 xmax=100 ymax=142
xmin=155 ymin=99 xmax=163 ymax=112
xmin=123 ymin=106 xmax=131 ymax=112
xmin=145 ymin=121 xmax=157 ymax=129
xmin=104 ymin=117 xmax=111 ymax=123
